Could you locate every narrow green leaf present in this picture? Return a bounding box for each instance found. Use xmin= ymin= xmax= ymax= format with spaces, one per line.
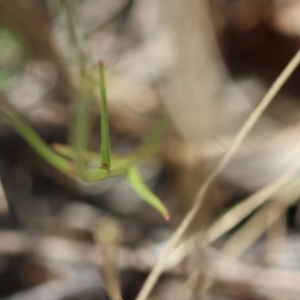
xmin=98 ymin=61 xmax=111 ymax=170
xmin=0 ymin=100 xmax=74 ymax=176
xmin=125 ymin=166 xmax=170 ymax=220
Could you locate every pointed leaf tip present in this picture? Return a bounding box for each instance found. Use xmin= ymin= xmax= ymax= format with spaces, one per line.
xmin=125 ymin=166 xmax=170 ymax=221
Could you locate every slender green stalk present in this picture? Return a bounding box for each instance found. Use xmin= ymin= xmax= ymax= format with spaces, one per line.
xmin=0 ymin=99 xmax=73 ymax=175
xmin=62 ymin=0 xmax=87 ymax=75
xmin=98 ymin=61 xmax=111 ymax=170
xmin=70 ymin=78 xmax=94 ymax=181
xmin=135 ymin=48 xmax=300 ymax=300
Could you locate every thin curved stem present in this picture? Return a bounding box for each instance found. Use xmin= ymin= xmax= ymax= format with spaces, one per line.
xmin=135 ymin=48 xmax=300 ymax=300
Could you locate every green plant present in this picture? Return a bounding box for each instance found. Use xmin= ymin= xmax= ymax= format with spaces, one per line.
xmin=0 ymin=26 xmax=27 ymax=90
xmin=0 ymin=61 xmax=169 ymax=220
xmin=4 ymin=3 xmax=300 ymax=299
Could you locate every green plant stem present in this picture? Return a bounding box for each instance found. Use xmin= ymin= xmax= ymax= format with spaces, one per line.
xmin=71 ymin=90 xmax=93 ymax=181
xmin=0 ymin=98 xmax=72 ymax=175
xmin=135 ymin=48 xmax=300 ymax=300
xmin=62 ymin=0 xmax=87 ymax=75
xmin=98 ymin=61 xmax=111 ymax=170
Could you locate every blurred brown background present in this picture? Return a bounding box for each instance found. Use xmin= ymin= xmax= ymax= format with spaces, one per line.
xmin=1 ymin=0 xmax=300 ymax=299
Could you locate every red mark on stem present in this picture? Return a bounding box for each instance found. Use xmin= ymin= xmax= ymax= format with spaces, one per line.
xmin=51 ymin=143 xmax=59 ymax=151
xmin=98 ymin=60 xmax=104 ymax=68
xmin=101 ymin=162 xmax=110 ymax=170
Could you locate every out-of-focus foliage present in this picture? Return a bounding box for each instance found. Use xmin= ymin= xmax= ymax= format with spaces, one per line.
xmin=0 ymin=27 xmax=27 ymax=89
